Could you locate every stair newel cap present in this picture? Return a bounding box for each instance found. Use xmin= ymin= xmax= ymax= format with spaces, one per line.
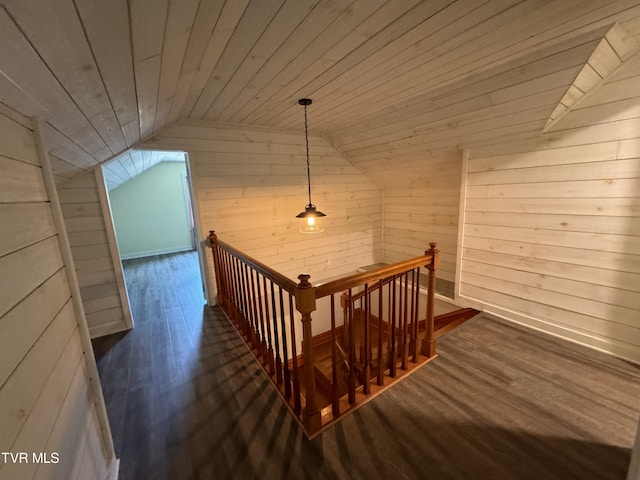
xmin=426 ymin=242 xmax=440 ymax=271
xmin=340 ymin=290 xmax=348 ymax=308
xmin=295 ymin=274 xmax=316 ymax=313
xmin=297 ymin=273 xmax=311 ymax=288
xmin=208 ymin=230 xmax=217 ymax=247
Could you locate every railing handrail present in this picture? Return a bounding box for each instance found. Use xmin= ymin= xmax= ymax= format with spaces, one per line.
xmin=210 ymin=235 xmax=297 ymax=293
xmin=314 ymin=254 xmax=433 ymax=299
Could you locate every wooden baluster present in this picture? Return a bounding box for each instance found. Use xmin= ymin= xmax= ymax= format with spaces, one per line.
xmin=238 ymin=261 xmax=248 ymax=336
xmin=245 ymin=264 xmax=262 ymax=348
xmin=237 ymin=258 xmax=251 ymax=338
xmin=271 ymin=282 xmax=283 ymax=384
xmin=363 ymin=283 xmax=370 ymax=394
xmin=389 ymin=275 xmax=397 ymax=378
xmin=377 ymin=278 xmax=384 ymax=386
xmin=347 ymin=288 xmax=356 ymax=405
xmin=236 ymin=257 xmax=246 ymax=335
xmin=401 ymin=271 xmax=410 ymax=370
xmin=240 ymin=262 xmax=249 ymax=335
xmin=421 ymin=243 xmax=439 ymax=358
xmin=397 ymin=274 xmax=404 ymax=368
xmin=233 ymin=256 xmax=245 ymax=335
xmin=220 ymin=249 xmax=231 ymax=316
xmin=330 ymin=294 xmax=339 ymax=417
xmin=279 ymin=286 xmax=291 ymax=397
xmin=243 ymin=264 xmax=257 ymax=348
xmin=295 ymin=274 xmax=321 ymax=434
xmin=288 ymin=293 xmax=301 ymax=413
xmin=340 ymin=291 xmax=349 ymax=348
xmin=252 ymin=270 xmax=265 ymax=359
xmin=410 ymin=267 xmax=420 ymax=363
xmin=227 ymin=252 xmax=244 ymax=326
xmin=218 ymin=246 xmax=228 ymax=312
xmin=254 ymin=267 xmax=267 ymax=352
xmin=254 ymin=274 xmax=266 ymax=360
xmin=208 ymin=231 xmax=224 ymax=311
xmin=225 ymin=252 xmax=242 ymax=332
xmin=264 ymin=280 xmax=275 ymax=374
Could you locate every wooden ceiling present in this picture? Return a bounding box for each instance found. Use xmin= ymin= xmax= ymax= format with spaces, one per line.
xmin=103 ymin=150 xmax=186 ymax=190
xmin=1 ymin=0 xmax=640 ymax=187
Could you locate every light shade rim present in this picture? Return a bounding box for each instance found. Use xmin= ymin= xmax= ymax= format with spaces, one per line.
xmin=296 ymin=204 xmax=326 ymax=218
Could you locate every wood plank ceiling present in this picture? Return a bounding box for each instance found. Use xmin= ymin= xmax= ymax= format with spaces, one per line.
xmin=1 ymin=0 xmax=640 ymax=188
xmin=102 ymin=150 xmax=187 ymax=190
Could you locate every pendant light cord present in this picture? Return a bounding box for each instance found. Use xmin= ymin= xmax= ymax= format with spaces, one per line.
xmin=304 ymin=103 xmax=312 ymax=206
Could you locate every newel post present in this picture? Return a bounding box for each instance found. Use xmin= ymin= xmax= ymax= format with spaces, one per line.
xmin=208 ymin=230 xmax=224 ymax=310
xmin=295 ymin=273 xmax=321 ymax=434
xmin=421 ymin=242 xmax=440 ymax=358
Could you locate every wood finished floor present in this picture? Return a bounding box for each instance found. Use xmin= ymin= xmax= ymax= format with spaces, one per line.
xmin=92 ymin=252 xmax=640 ymax=480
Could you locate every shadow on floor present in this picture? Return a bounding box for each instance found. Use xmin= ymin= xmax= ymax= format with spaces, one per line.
xmin=91 ymin=252 xmax=640 ymax=480
xmin=94 ymin=305 xmax=638 ymax=480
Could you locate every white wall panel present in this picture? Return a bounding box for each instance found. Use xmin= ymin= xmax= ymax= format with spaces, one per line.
xmin=460 ymin=66 xmax=640 ymax=363
xmin=57 ymin=171 xmax=132 ymax=338
xmin=141 ymin=123 xmax=383 ymax=301
xmin=0 ymin=110 xmax=117 ymax=479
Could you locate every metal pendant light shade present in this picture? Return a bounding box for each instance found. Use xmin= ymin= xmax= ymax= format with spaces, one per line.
xmin=296 ymin=203 xmax=326 ymax=234
xmin=296 ymin=98 xmax=326 ymax=233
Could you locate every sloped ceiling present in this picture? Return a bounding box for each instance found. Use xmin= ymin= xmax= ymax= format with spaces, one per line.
xmin=543 ymin=22 xmax=639 ymax=131
xmin=1 ymin=0 xmax=640 ymax=188
xmin=103 ymin=150 xmax=186 ymax=191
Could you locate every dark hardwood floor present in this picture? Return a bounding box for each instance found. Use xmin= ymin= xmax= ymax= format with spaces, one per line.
xmin=93 ymin=251 xmax=640 ymax=480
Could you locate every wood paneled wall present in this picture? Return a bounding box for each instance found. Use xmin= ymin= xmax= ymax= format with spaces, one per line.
xmin=0 ymin=108 xmax=116 ymax=478
xmin=459 ymin=58 xmax=640 ymax=363
xmin=383 ymin=157 xmax=462 ymax=283
xmin=57 ymin=170 xmax=132 ymax=338
xmin=141 ymin=122 xmax=382 ymax=299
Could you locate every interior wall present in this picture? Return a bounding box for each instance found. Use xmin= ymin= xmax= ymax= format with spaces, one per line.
xmin=459 ymin=60 xmax=640 ymax=363
xmin=58 ymin=170 xmax=132 ymax=338
xmin=141 ymin=122 xmax=383 ymax=300
xmin=0 ymin=108 xmax=117 ymax=478
xmin=109 ymin=161 xmax=192 ymax=259
xmin=383 ymin=156 xmax=462 ymax=283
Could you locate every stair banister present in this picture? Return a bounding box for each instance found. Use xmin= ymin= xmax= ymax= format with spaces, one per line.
xmin=208 ymin=232 xmax=297 ymax=293
xmin=313 ymin=253 xmax=435 ymax=298
xmin=208 ymin=230 xmax=439 ymax=437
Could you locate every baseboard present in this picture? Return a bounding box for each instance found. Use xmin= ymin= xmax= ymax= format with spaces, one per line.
xmin=435 ymin=292 xmax=466 ymax=306
xmin=89 ymin=320 xmax=132 ymax=339
xmin=458 ymin=293 xmax=640 ymax=366
xmin=120 ymin=246 xmax=194 ymax=260
xmin=108 ymin=458 xmax=120 ymax=480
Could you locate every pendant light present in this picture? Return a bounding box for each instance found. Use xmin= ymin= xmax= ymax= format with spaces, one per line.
xmin=296 ymin=98 xmax=326 ymax=234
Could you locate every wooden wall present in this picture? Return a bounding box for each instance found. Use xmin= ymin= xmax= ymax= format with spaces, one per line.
xmin=57 ymin=170 xmax=132 ymax=338
xmin=141 ymin=122 xmax=382 ymax=300
xmin=0 ymin=108 xmax=117 ymax=478
xmin=383 ymin=156 xmax=462 ymax=283
xmin=459 ymin=58 xmax=640 ymax=363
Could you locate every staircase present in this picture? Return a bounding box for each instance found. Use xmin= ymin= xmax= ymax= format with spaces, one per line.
xmin=297 ymin=305 xmax=479 ymax=423
xmin=207 ymin=231 xmax=467 ymax=438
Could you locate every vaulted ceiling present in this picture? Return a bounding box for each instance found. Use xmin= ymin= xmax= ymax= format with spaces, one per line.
xmin=103 ymin=150 xmax=186 ymax=190
xmin=1 ymin=0 xmax=640 ymax=188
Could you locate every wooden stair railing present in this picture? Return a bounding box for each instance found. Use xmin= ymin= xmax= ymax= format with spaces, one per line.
xmin=208 ymin=231 xmax=439 ymax=438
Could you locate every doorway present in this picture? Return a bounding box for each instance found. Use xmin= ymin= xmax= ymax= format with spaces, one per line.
xmin=101 ymin=149 xmax=207 ymax=306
